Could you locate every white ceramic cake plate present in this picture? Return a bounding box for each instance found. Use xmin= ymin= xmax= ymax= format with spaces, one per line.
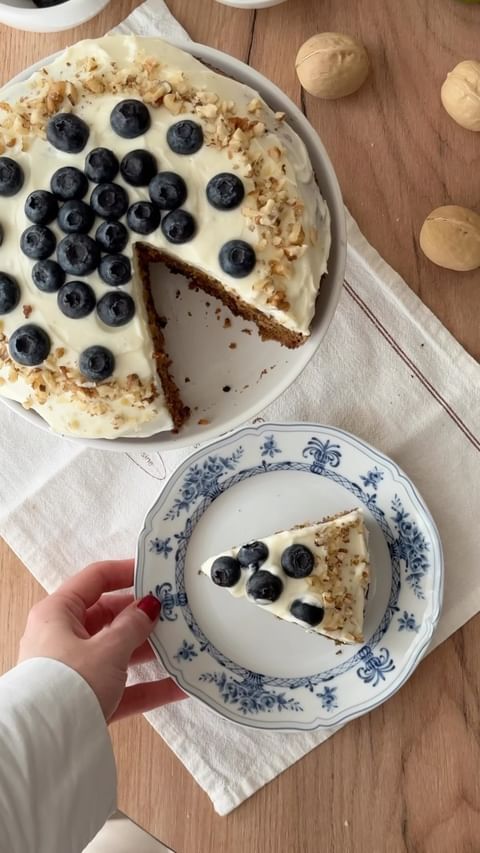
xmin=136 ymin=422 xmax=443 ymax=732
xmin=0 ymin=40 xmax=346 ymax=451
xmin=0 ymin=0 xmax=110 ymax=33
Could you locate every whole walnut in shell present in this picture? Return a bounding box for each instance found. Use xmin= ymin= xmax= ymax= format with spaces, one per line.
xmin=295 ymin=33 xmax=369 ymax=99
xmin=441 ymin=60 xmax=480 ymax=131
xmin=419 ymin=205 xmax=480 ymax=271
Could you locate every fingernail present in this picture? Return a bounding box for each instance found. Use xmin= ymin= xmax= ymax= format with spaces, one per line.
xmin=137 ymin=594 xmax=161 ymax=621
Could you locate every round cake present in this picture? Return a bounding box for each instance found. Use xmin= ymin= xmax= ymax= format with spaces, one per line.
xmin=0 ymin=36 xmax=331 ymax=439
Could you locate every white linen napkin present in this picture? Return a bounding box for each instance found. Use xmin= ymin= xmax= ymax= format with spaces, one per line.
xmin=1 ymin=0 xmax=479 ymax=816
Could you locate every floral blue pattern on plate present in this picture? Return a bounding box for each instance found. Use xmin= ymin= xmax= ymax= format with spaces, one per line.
xmin=135 ymin=423 xmax=443 ymax=731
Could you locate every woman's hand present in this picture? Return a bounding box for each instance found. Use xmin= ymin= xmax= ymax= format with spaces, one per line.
xmin=18 ymin=559 xmax=185 ymax=722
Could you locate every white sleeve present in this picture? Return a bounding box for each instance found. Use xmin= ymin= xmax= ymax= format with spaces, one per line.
xmin=0 ymin=658 xmax=117 ymax=853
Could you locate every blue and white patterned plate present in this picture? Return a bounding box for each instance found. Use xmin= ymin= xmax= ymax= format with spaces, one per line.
xmin=135 ymin=423 xmax=443 ymax=731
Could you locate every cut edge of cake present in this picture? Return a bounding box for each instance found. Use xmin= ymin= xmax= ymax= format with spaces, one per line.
xmin=136 ymin=243 xmax=309 ymax=351
xmin=134 ymin=245 xmax=190 ymax=431
xmin=131 ymin=231 xmax=315 ymax=434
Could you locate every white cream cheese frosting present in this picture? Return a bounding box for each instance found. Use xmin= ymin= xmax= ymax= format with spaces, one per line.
xmin=201 ymin=509 xmax=370 ymax=644
xmin=0 ymin=35 xmax=331 ymax=439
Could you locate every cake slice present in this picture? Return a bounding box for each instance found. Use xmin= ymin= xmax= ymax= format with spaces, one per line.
xmin=201 ymin=508 xmax=370 ymax=644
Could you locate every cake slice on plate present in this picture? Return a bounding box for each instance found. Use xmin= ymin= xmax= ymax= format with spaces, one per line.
xmin=201 ymin=508 xmax=370 ymax=644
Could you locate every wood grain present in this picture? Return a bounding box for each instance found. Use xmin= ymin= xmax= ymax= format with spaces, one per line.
xmin=1 ymin=1 xmax=480 ymax=851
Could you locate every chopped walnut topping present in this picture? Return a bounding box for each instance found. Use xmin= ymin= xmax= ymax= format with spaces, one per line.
xmin=266 ymin=289 xmax=290 ymax=312
xmin=195 ymin=102 xmax=218 ymax=120
xmin=46 ymin=81 xmax=67 ymax=115
xmin=65 ymin=82 xmax=79 ymax=105
xmin=247 ymin=98 xmax=262 ymax=113
xmin=143 ymin=56 xmax=161 ymax=77
xmin=288 ymin=222 xmax=305 ymax=245
xmin=143 ymin=81 xmax=172 ymax=106
xmin=284 ymin=245 xmax=307 ymax=261
xmin=268 ymin=146 xmax=282 ymax=161
xmin=22 ymin=305 xmax=32 ymax=319
xmin=163 ymin=92 xmax=183 ymax=115
xmin=84 ymin=76 xmax=105 ymax=94
xmin=84 ymin=57 xmax=98 ymax=73
xmin=268 ymin=259 xmax=289 ymax=278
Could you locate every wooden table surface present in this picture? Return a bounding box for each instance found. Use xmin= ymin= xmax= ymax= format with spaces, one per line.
xmin=1 ymin=1 xmax=479 ymax=851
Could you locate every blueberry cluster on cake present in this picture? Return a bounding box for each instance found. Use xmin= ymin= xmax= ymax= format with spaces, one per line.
xmin=201 ymin=509 xmax=370 ymax=644
xmin=0 ymin=36 xmax=331 ymax=439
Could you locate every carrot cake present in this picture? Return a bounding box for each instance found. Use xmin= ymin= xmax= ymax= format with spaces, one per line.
xmin=0 ymin=35 xmax=331 ymax=439
xmin=201 ymin=509 xmax=370 ymax=644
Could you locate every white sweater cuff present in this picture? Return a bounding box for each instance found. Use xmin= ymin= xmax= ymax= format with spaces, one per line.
xmin=0 ymin=657 xmax=117 ymax=853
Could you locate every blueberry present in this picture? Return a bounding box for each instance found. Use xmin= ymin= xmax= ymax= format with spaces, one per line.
xmin=79 ymin=345 xmax=115 ymax=382
xmin=290 ymin=599 xmax=325 ymax=627
xmin=237 ymin=541 xmax=269 ymax=569
xmin=0 ymin=273 xmax=20 ymax=314
xmin=219 ymin=240 xmax=256 ymax=278
xmin=24 ymin=190 xmax=58 ymax=225
xmin=97 ymin=291 xmax=135 ymax=327
xmin=206 ymin=173 xmax=245 ymax=211
xmin=57 ymin=281 xmax=96 ymax=319
xmin=50 ymin=166 xmax=88 ymax=201
xmin=20 ymin=225 xmax=56 ymax=260
xmin=58 ymin=200 xmax=94 ymax=234
xmin=167 ymin=120 xmax=203 ymax=155
xmin=46 ymin=113 xmax=89 ymax=154
xmin=161 ymin=209 xmax=195 ymax=244
xmin=210 ymin=556 xmax=241 ymax=588
xmin=90 ymin=183 xmax=129 ymax=220
xmin=149 ymin=171 xmax=187 ymax=211
xmin=281 ymin=544 xmax=314 ymax=579
xmin=127 ymin=201 xmax=160 ymax=235
xmin=110 ymin=100 xmax=151 ymax=139
xmin=84 ymin=148 xmax=119 ymax=183
xmin=120 ymin=149 xmax=157 ymax=186
xmin=99 ymin=254 xmax=131 ymax=286
xmin=246 ymin=570 xmax=283 ymax=604
xmin=95 ymin=220 xmax=128 ymax=253
xmin=0 ymin=157 xmax=24 ymax=197
xmin=57 ymin=234 xmax=99 ymax=276
xmin=9 ymin=324 xmax=50 ymax=366
xmin=32 ymin=260 xmax=65 ymax=293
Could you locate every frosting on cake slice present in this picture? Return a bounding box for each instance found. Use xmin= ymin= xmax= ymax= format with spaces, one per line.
xmin=201 ymin=508 xmax=370 ymax=644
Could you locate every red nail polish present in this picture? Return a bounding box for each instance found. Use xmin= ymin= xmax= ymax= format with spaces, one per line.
xmin=137 ymin=594 xmax=161 ymax=621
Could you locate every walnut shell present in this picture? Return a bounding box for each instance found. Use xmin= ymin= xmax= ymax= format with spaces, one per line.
xmin=441 ymin=60 xmax=480 ymax=131
xmin=419 ymin=205 xmax=480 ymax=271
xmin=295 ymin=33 xmax=369 ymax=99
